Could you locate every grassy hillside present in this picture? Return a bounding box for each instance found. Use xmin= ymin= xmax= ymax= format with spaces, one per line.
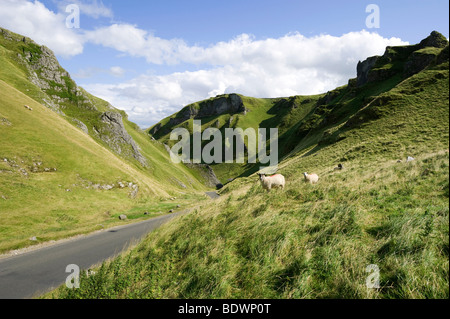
xmin=148 ymin=33 xmax=449 ymax=184
xmin=0 ymin=28 xmax=209 ymax=253
xmin=49 ymin=150 xmax=449 ymax=299
xmin=149 ymin=94 xmax=322 ymax=182
xmin=0 ymin=79 xmax=208 ymax=252
xmin=47 ymin=33 xmax=449 ymax=299
xmin=0 ymin=27 xmax=208 ymax=191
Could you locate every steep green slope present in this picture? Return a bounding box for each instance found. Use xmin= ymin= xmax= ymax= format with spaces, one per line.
xmin=148 ymin=31 xmax=449 ymax=184
xmin=0 ymin=27 xmax=207 ymax=192
xmin=0 ymin=79 xmax=209 ymax=252
xmin=149 ymin=94 xmax=322 ymax=182
xmin=48 ymin=32 xmax=449 ymax=299
xmin=0 ymin=28 xmax=208 ymax=253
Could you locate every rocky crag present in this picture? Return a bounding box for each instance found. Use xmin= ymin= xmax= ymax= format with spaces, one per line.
xmin=149 ymin=93 xmax=248 ymax=137
xmin=355 ymin=31 xmax=448 ymax=87
xmin=96 ymin=112 xmax=147 ymax=166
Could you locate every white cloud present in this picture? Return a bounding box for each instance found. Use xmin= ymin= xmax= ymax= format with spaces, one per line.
xmin=83 ymin=30 xmax=408 ymax=128
xmin=83 ymin=23 xmax=186 ymax=64
xmin=0 ymin=0 xmax=84 ymax=57
xmin=0 ymin=0 xmax=112 ymax=57
xmin=0 ymin=1 xmax=410 ymax=129
xmin=81 ymin=24 xmax=407 ymax=70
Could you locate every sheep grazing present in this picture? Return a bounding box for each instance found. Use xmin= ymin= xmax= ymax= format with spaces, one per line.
xmin=303 ymin=172 xmax=319 ymax=184
xmin=24 ymin=105 xmax=32 ymax=111
xmin=258 ymin=173 xmax=285 ymax=192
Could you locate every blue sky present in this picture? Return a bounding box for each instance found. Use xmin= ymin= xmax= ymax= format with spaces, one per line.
xmin=0 ymin=0 xmax=448 ymax=127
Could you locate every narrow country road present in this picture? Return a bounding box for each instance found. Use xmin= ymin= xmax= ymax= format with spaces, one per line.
xmin=0 ymin=212 xmax=183 ymax=299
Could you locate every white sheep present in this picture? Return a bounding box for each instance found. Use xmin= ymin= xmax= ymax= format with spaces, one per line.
xmin=258 ymin=173 xmax=285 ymax=192
xmin=303 ymin=172 xmax=319 ymax=184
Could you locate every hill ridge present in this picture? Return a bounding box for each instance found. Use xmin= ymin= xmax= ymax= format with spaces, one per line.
xmin=148 ymin=31 xmax=448 ymax=183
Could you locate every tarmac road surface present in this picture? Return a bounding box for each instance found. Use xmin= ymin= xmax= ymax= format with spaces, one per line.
xmin=0 ymin=212 xmax=183 ymax=299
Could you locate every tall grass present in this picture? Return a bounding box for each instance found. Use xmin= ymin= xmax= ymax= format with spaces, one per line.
xmin=46 ymin=51 xmax=449 ymax=299
xmin=48 ymin=150 xmax=449 ymax=299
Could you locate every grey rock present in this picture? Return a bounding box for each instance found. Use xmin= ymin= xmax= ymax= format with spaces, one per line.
xmin=355 ymin=32 xmax=448 ymax=88
xmin=169 ymin=177 xmax=187 ymax=189
xmin=0 ymin=117 xmax=12 ymax=126
xmin=356 ymin=56 xmax=379 ymax=87
xmin=148 ymin=122 xmax=162 ymax=135
xmin=119 ymin=214 xmax=127 ymax=220
xmin=185 ymin=163 xmax=221 ymax=188
xmin=0 ymin=28 xmax=13 ymax=41
xmin=73 ymin=119 xmax=89 ymax=134
xmin=404 ymin=51 xmax=439 ymax=77
xmin=158 ymin=94 xmax=248 ymax=131
xmin=96 ymin=112 xmax=148 ymax=167
xmin=129 ymin=184 xmax=139 ymax=199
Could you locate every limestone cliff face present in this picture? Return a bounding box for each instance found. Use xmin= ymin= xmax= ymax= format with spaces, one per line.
xmin=355 ymin=31 xmax=448 ymax=87
xmin=149 ymin=93 xmax=248 ymax=136
xmin=185 ymin=163 xmax=222 ymax=189
xmin=356 ymin=56 xmax=379 ymax=87
xmin=96 ymin=112 xmax=147 ymax=167
xmin=173 ymin=93 xmax=247 ymax=125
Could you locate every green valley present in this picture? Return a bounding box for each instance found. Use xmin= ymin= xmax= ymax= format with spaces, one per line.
xmin=0 ymin=26 xmax=448 ymax=299
xmin=48 ymin=32 xmax=449 ymax=299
